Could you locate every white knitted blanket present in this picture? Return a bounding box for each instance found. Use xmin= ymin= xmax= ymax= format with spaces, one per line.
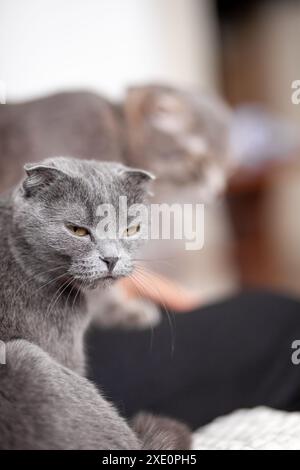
xmin=193 ymin=407 xmax=300 ymax=450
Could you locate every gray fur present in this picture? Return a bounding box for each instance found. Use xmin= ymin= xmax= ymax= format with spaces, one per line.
xmin=1 ymin=340 xmax=139 ymax=450
xmin=0 ymin=87 xmax=231 ymax=327
xmin=0 ymin=156 xmax=180 ymax=450
xmin=0 ymin=157 xmax=151 ymax=373
xmin=0 ymin=92 xmax=123 ymax=192
xmin=89 ymin=285 xmax=161 ymax=330
xmin=0 ymin=86 xmax=232 ymax=198
xmin=132 ymin=413 xmax=191 ymax=450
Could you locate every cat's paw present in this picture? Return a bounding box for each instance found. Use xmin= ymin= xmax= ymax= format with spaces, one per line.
xmin=132 ymin=412 xmax=192 ymax=450
xmin=94 ymin=297 xmax=161 ymax=330
xmin=119 ymin=299 xmax=161 ymax=330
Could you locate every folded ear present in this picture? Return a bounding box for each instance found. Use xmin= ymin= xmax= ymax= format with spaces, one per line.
xmin=119 ymin=167 xmax=156 ymax=196
xmin=22 ymin=163 xmax=67 ymax=197
xmin=121 ymin=168 xmax=155 ymax=182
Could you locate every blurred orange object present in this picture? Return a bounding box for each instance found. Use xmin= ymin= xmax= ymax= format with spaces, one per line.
xmin=118 ymin=269 xmax=200 ymax=312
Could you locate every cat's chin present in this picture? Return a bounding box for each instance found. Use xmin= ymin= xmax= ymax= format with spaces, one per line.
xmin=78 ymin=276 xmax=120 ymax=291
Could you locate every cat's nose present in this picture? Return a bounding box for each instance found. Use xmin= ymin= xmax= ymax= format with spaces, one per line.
xmin=102 ymin=256 xmax=119 ymax=273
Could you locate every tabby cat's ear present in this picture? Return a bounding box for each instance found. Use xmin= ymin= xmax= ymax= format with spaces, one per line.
xmin=22 ymin=163 xmax=67 ymax=197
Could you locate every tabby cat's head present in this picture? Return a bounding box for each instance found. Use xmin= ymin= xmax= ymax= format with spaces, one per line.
xmin=124 ymin=84 xmax=233 ymax=201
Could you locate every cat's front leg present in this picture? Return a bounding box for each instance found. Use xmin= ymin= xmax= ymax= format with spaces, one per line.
xmin=0 ymin=339 xmax=140 ymax=450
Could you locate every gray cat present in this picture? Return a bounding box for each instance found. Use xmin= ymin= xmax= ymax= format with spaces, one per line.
xmin=0 ymin=156 xmax=190 ymax=450
xmin=0 ymin=86 xmax=232 ymax=329
xmin=0 ymin=86 xmax=232 ymax=195
xmin=0 ymin=92 xmax=123 ymax=192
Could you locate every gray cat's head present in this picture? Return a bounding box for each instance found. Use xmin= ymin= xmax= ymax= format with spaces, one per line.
xmin=11 ymin=156 xmax=154 ymax=289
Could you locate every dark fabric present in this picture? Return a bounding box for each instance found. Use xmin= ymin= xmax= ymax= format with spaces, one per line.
xmin=86 ymin=290 xmax=300 ymax=430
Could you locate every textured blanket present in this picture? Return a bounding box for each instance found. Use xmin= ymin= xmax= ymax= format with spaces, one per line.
xmin=193 ymin=407 xmax=300 ymax=450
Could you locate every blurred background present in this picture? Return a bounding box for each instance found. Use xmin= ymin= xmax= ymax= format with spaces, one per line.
xmin=1 ymin=0 xmax=300 ymax=303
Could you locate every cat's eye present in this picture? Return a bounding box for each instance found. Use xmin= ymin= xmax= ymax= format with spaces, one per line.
xmin=124 ymin=224 xmax=140 ymax=237
xmin=66 ymin=225 xmax=89 ymax=237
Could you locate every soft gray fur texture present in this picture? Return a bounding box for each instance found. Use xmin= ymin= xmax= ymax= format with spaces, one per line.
xmin=0 ymin=156 xmax=190 ymax=450
xmin=89 ymin=285 xmax=161 ymax=330
xmin=0 ymin=87 xmax=232 ymax=329
xmin=132 ymin=413 xmax=191 ymax=450
xmin=0 ymin=92 xmax=123 ymax=192
xmin=0 ymin=86 xmax=232 ymax=197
